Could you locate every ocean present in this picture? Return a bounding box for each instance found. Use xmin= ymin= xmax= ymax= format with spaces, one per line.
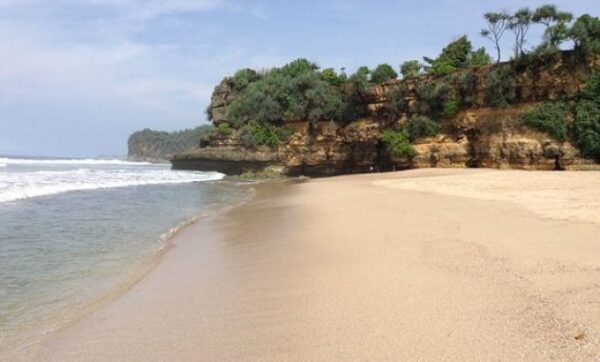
xmin=0 ymin=157 xmax=251 ymax=358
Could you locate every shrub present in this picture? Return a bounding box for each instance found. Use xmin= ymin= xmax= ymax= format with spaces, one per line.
xmin=400 ymin=60 xmax=422 ymax=79
xmin=414 ymin=80 xmax=450 ymax=116
xmin=572 ymin=72 xmax=600 ymax=160
xmin=572 ymin=100 xmax=600 ymax=160
xmin=380 ymin=85 xmax=407 ymax=121
xmin=225 ymin=59 xmax=351 ymax=126
xmin=231 ymin=68 xmax=261 ymax=91
xmin=428 ymin=60 xmax=456 ymax=77
xmin=443 ymin=99 xmax=460 ymax=118
xmin=457 ymin=71 xmax=476 ymax=106
xmin=371 ymin=64 xmax=398 ymax=83
xmin=321 ymin=68 xmax=345 ymax=86
xmin=484 ymin=66 xmax=517 ymax=107
xmin=520 ymin=102 xmax=568 ymax=141
xmin=382 ymin=129 xmax=417 ymax=158
xmin=217 ymin=122 xmax=233 ymax=135
xmin=468 ymin=47 xmax=492 ymax=66
xmin=406 ymin=115 xmax=441 ymax=141
xmin=239 ymin=121 xmax=292 ymax=148
xmin=569 ymin=14 xmax=600 ymax=57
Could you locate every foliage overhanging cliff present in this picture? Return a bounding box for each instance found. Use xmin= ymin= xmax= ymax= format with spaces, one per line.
xmin=172 ymin=6 xmax=600 ymax=175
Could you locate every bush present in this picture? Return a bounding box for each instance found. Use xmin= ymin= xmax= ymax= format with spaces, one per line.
xmin=443 ymin=99 xmax=460 ymax=118
xmin=572 ymin=72 xmax=600 ymax=160
xmin=380 ymin=85 xmax=407 ymax=121
xmin=400 ymin=60 xmax=422 ymax=79
xmin=217 ymin=122 xmax=233 ymax=135
xmin=468 ymin=47 xmax=492 ymax=66
xmin=573 ymin=100 xmax=600 ymax=160
xmin=321 ymin=68 xmax=345 ymax=86
xmin=484 ymin=66 xmax=517 ymax=107
xmin=457 ymin=71 xmax=476 ymax=106
xmin=406 ymin=115 xmax=441 ymax=141
xmin=382 ymin=129 xmax=417 ymax=158
xmin=225 ymin=59 xmax=351 ymax=127
xmin=520 ymin=102 xmax=568 ymax=141
xmin=570 ymin=14 xmax=600 ymax=57
xmin=239 ymin=121 xmax=292 ymax=148
xmin=231 ymin=68 xmax=261 ymax=91
xmin=371 ymin=63 xmax=398 ymax=83
xmin=414 ymin=80 xmax=450 ymax=116
xmin=428 ymin=60 xmax=456 ymax=77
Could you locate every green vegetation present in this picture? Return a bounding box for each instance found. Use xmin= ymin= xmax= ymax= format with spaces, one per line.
xmin=400 ymin=60 xmax=422 ymax=79
xmin=572 ymin=72 xmax=600 ymax=160
xmin=208 ymin=4 xmax=599 ymax=163
xmin=516 ymin=72 xmax=600 ymax=159
xmin=423 ymin=36 xmax=492 ymax=76
xmin=371 ymin=63 xmax=398 ymax=83
xmin=239 ymin=121 xmax=292 ymax=148
xmin=456 ymin=71 xmax=476 ymax=106
xmin=225 ymin=59 xmax=361 ymax=127
xmin=443 ymin=99 xmax=460 ymax=118
xmin=127 ymin=125 xmax=213 ymax=160
xmin=231 ymin=68 xmax=261 ymax=91
xmin=484 ymin=66 xmax=516 ymax=107
xmin=406 ymin=115 xmax=441 ymax=141
xmin=414 ymin=80 xmax=449 ymax=117
xmin=570 ymin=15 xmax=600 ymax=57
xmin=481 ymin=11 xmax=511 ymax=63
xmin=381 ymin=129 xmax=416 ymax=158
xmin=217 ymin=122 xmax=233 ymax=135
xmin=380 ymin=85 xmax=407 ymax=121
xmin=520 ymin=102 xmax=568 ymax=141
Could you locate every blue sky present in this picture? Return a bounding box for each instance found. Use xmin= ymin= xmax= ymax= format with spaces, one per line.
xmin=0 ymin=0 xmax=597 ymax=157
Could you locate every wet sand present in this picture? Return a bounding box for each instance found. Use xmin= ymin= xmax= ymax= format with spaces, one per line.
xmin=35 ymin=169 xmax=600 ymax=361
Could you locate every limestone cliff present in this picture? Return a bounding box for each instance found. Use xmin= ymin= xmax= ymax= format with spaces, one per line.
xmin=172 ymin=53 xmax=600 ymax=176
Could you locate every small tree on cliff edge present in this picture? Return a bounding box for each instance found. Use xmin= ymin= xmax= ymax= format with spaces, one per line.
xmin=481 ymin=11 xmax=511 ymax=63
xmin=371 ymin=64 xmax=399 ymax=83
xmin=509 ymin=8 xmax=533 ymax=58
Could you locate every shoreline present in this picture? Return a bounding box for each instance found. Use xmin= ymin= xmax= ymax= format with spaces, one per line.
xmin=29 ymin=170 xmax=600 ymax=360
xmin=1 ymin=179 xmax=259 ymax=362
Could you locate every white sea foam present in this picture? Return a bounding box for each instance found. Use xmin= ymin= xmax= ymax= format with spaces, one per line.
xmin=0 ymin=157 xmax=161 ymax=166
xmin=0 ymin=164 xmax=224 ymax=203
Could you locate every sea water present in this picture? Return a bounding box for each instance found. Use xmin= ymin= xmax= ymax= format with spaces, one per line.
xmin=0 ymin=157 xmax=251 ymax=358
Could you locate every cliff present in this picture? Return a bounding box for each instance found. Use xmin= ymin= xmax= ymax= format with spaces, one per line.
xmin=171 ymin=53 xmax=600 ymax=176
xmin=128 ymin=126 xmax=212 ymax=162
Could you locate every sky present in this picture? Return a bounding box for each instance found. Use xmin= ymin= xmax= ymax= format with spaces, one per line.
xmin=0 ymin=0 xmax=598 ymax=157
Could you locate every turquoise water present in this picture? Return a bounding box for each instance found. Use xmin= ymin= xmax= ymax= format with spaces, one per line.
xmin=0 ymin=158 xmax=251 ymax=358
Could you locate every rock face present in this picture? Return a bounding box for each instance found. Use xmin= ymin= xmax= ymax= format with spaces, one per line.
xmin=171 ymin=53 xmax=600 ymax=176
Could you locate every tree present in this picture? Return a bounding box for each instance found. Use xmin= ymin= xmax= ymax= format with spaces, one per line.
xmin=424 ymin=36 xmax=473 ymax=76
xmin=532 ymin=4 xmax=573 ymax=28
xmin=400 ymin=60 xmax=422 ymax=79
xmin=509 ymin=8 xmax=533 ymax=58
xmin=532 ymin=5 xmax=573 ymax=50
xmin=481 ymin=11 xmax=511 ymax=63
xmin=371 ymin=63 xmax=399 ymax=83
xmin=569 ymin=14 xmax=600 ymax=57
xmin=468 ymin=47 xmax=492 ymax=66
xmin=321 ymin=68 xmax=345 ymax=86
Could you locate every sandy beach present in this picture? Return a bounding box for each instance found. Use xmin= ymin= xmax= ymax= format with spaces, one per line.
xmin=33 ymin=169 xmax=600 ymax=361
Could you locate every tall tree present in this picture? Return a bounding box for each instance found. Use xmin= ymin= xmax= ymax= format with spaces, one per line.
xmin=532 ymin=5 xmax=573 ymax=49
xmin=509 ymin=8 xmax=533 ymax=58
xmin=481 ymin=11 xmax=511 ymax=63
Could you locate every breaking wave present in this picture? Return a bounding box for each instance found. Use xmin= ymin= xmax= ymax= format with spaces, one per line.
xmin=0 ymin=158 xmax=224 ymax=202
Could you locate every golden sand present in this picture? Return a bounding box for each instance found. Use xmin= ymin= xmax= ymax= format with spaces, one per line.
xmin=34 ymin=169 xmax=600 ymax=361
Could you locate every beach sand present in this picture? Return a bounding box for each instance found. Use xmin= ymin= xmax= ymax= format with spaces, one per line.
xmin=34 ymin=169 xmax=600 ymax=361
